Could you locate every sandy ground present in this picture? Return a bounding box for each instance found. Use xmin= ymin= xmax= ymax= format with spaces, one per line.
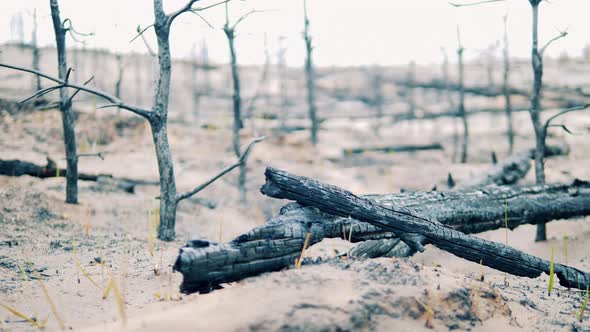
xmin=1 ymin=46 xmax=590 ymax=331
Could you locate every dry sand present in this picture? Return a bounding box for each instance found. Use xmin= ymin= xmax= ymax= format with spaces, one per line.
xmin=1 ymin=47 xmax=590 ymax=331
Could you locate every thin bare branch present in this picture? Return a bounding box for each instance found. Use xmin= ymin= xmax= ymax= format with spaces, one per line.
xmin=449 ymin=0 xmax=505 ymax=7
xmin=129 ymin=24 xmax=154 ymax=43
xmin=167 ymin=0 xmax=230 ymax=27
xmin=0 ymin=63 xmax=151 ymax=118
xmin=232 ymin=9 xmax=262 ymax=30
xmin=176 ymin=136 xmax=265 ymax=203
xmin=19 ymin=86 xmax=62 ymax=104
xmin=540 ymin=30 xmax=568 ymax=55
xmin=544 ymin=104 xmax=590 ymax=133
xmin=189 ymin=11 xmax=214 ymax=29
xmin=67 ymin=76 xmax=95 ymax=104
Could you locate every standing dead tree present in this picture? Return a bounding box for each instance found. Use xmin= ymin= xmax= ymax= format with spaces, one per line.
xmin=1 ymin=0 xmax=264 ymax=241
xmin=303 ymin=0 xmax=318 ymax=145
xmin=456 ymin=28 xmax=469 ymax=163
xmin=50 ymin=0 xmax=78 ymax=204
xmin=277 ymin=36 xmax=289 ymax=130
xmin=527 ymin=0 xmax=568 ymax=241
xmin=502 ymin=14 xmax=514 ymax=154
xmin=30 ymin=9 xmax=42 ymax=92
xmin=405 ymin=61 xmax=416 ymax=118
xmin=114 ymin=53 xmax=125 ymax=101
xmin=222 ymin=4 xmax=261 ymax=205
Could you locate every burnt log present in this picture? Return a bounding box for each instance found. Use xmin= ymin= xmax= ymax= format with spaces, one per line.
xmin=454 ymin=143 xmax=569 ymax=189
xmin=343 ymin=143 xmax=443 ymax=155
xmin=174 ymin=173 xmax=590 ymax=293
xmin=259 ymin=167 xmax=590 ymax=290
xmin=0 ymin=158 xmax=157 ymax=193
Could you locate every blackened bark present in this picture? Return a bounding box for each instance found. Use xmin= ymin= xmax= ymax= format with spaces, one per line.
xmin=50 ymin=0 xmax=78 ymax=204
xmin=174 ymin=171 xmax=588 ymax=293
xmin=261 ymin=167 xmax=590 ymax=291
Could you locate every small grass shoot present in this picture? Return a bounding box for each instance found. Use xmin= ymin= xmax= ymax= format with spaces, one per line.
xmin=415 ymin=298 xmax=434 ymax=329
xmin=576 ymin=285 xmax=589 ymax=322
xmin=34 ymin=269 xmax=65 ymax=330
xmin=563 ymin=235 xmax=569 ymax=265
xmin=0 ymin=303 xmax=47 ymax=329
xmin=296 ymin=232 xmax=312 ymax=269
xmin=73 ymin=240 xmax=102 ymax=290
xmin=548 ymin=244 xmax=555 ymax=296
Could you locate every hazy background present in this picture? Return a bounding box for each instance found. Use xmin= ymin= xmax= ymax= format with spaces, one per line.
xmin=0 ymin=0 xmax=588 ymax=67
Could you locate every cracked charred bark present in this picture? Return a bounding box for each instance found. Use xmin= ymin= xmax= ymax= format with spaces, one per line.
xmin=174 ymin=167 xmax=588 ymax=293
xmin=260 ymin=167 xmax=590 ymax=291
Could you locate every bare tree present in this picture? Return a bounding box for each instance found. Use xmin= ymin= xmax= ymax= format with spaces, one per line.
xmin=457 ymin=28 xmax=469 ymax=163
xmin=1 ymin=0 xmax=264 ymax=241
xmin=222 ymin=4 xmax=259 ymax=204
xmin=114 ymin=54 xmax=125 ymax=101
xmin=406 ymin=61 xmax=416 ymax=118
xmin=441 ymin=48 xmax=459 ymax=163
xmin=502 ymin=14 xmax=514 ymax=154
xmin=31 ymin=9 xmax=42 ymax=91
xmin=50 ymin=0 xmax=79 ymax=204
xmin=303 ymin=0 xmax=318 ymax=145
xmin=528 ymin=0 xmax=567 ymax=241
xmin=277 ymin=36 xmax=289 ymax=130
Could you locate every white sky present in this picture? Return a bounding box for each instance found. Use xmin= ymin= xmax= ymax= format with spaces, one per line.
xmin=0 ymin=0 xmax=588 ymax=67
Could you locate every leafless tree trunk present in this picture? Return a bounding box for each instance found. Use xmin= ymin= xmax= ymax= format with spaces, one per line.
xmin=441 ymin=49 xmax=459 ymax=163
xmin=277 ymin=36 xmax=288 ymax=130
xmin=406 ymin=61 xmax=416 ymax=118
xmin=529 ymin=0 xmax=547 ymax=241
xmin=223 ymin=5 xmax=247 ymax=205
xmin=50 ymin=0 xmax=79 ymax=204
xmin=31 ymin=9 xmax=42 ymax=91
xmin=2 ymin=0 xmax=265 ymax=241
xmin=303 ymin=0 xmax=318 ymax=145
xmin=502 ymin=15 xmax=514 ymax=154
xmin=457 ymin=29 xmax=468 ymax=163
xmin=190 ymin=43 xmax=201 ymax=122
xmin=151 ymin=0 xmax=178 ymax=240
xmin=114 ymin=54 xmax=125 ymax=100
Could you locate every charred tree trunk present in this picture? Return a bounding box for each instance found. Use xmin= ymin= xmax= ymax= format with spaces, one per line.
xmin=343 ymin=143 xmax=443 ymax=155
xmin=152 ymin=0 xmax=178 ymax=241
xmin=114 ymin=54 xmax=125 ymax=101
xmin=277 ymin=37 xmax=289 ymax=131
xmin=0 ymin=158 xmax=158 ymax=193
xmin=50 ymin=0 xmax=78 ymax=204
xmin=224 ymin=21 xmax=247 ymax=205
xmin=261 ymin=168 xmax=590 ymax=291
xmin=406 ymin=61 xmax=416 ymax=118
xmin=529 ymin=0 xmax=547 ymax=241
xmin=303 ymin=0 xmax=318 ymax=145
xmin=457 ymin=35 xmax=468 ymax=164
xmin=175 ymin=171 xmax=590 ymax=293
xmin=503 ymin=15 xmax=515 ymax=154
xmin=31 ymin=9 xmax=42 ymax=92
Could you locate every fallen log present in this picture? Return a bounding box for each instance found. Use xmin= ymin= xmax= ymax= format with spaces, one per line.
xmin=260 ymin=167 xmax=590 ymax=290
xmin=174 ymin=176 xmax=590 ymax=293
xmin=343 ymin=143 xmax=443 ymax=156
xmin=0 ymin=158 xmax=157 ymax=193
xmin=454 ymin=143 xmax=569 ymax=189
